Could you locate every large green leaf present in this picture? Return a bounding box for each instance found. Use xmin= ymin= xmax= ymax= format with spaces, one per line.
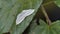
xmin=0 ymin=0 xmax=60 ymax=34
xmin=54 ymin=0 xmax=60 ymax=7
xmin=0 ymin=0 xmax=43 ymax=34
xmin=0 ymin=0 xmax=41 ymax=33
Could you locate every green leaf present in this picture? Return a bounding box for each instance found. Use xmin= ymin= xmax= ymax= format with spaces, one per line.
xmin=27 ymin=19 xmax=48 ymax=34
xmin=50 ymin=20 xmax=60 ymax=34
xmin=0 ymin=0 xmax=43 ymax=33
xmin=54 ymin=0 xmax=60 ymax=7
xmin=0 ymin=0 xmax=42 ymax=33
xmin=27 ymin=20 xmax=60 ymax=34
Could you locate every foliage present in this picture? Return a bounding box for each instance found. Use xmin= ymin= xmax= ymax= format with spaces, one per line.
xmin=0 ymin=0 xmax=60 ymax=34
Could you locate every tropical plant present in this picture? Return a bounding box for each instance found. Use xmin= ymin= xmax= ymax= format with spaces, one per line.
xmin=0 ymin=0 xmax=60 ymax=34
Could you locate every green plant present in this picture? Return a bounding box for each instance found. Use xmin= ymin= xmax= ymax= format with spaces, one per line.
xmin=0 ymin=0 xmax=60 ymax=34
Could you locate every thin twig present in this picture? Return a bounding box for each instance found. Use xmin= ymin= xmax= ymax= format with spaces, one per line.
xmin=41 ymin=5 xmax=51 ymax=25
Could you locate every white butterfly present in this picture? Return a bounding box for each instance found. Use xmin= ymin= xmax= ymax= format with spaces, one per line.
xmin=16 ymin=9 xmax=35 ymax=25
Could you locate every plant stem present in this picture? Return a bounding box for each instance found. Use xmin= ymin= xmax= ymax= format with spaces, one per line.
xmin=43 ymin=1 xmax=54 ymax=6
xmin=41 ymin=5 xmax=51 ymax=25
